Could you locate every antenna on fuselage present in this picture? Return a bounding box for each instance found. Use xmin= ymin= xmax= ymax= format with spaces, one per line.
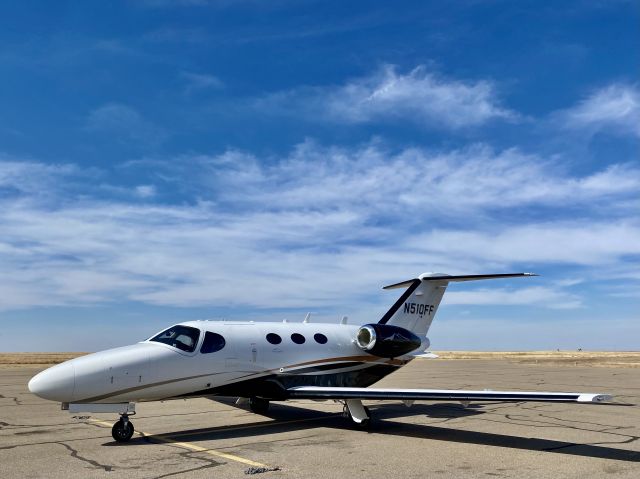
xmin=303 ymin=312 xmax=312 ymax=323
xmin=282 ymin=319 xmax=288 ymax=323
xmin=341 ymin=315 xmax=348 ymax=325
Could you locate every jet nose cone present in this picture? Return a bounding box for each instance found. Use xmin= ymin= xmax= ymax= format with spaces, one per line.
xmin=28 ymin=362 xmax=75 ymax=402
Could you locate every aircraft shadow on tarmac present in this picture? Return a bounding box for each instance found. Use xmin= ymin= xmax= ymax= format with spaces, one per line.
xmin=115 ymin=399 xmax=639 ymax=462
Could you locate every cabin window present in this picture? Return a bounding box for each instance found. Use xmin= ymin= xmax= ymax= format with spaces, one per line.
xmin=266 ymin=333 xmax=282 ymax=345
xmin=291 ymin=333 xmax=305 ymax=344
xmin=150 ymin=325 xmax=200 ymax=353
xmin=200 ymin=332 xmax=226 ymax=354
xmin=314 ymin=333 xmax=328 ymax=344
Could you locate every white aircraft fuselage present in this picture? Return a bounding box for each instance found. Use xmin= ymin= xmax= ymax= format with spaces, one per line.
xmin=28 ymin=272 xmax=612 ymax=443
xmin=29 ymin=321 xmax=404 ymax=404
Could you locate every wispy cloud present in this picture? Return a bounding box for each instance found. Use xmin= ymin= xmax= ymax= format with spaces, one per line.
xmin=0 ymin=159 xmax=76 ymax=195
xmin=430 ymin=317 xmax=640 ymax=351
xmin=181 ymin=71 xmax=224 ymax=93
xmin=445 ymin=286 xmax=583 ymax=310
xmin=127 ymin=141 xmax=639 ymax=219
xmin=86 ymin=103 xmax=168 ymax=147
xmin=134 ymin=185 xmax=157 ymax=198
xmin=0 ymin=142 xmax=637 ymax=313
xmin=254 ymin=65 xmax=517 ymax=129
xmin=557 ymin=83 xmax=640 ymax=137
xmin=408 ymin=222 xmax=640 ymax=267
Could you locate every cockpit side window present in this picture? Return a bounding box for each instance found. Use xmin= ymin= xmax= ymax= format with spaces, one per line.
xmin=150 ymin=325 xmax=200 ymax=353
xmin=200 ymin=332 xmax=226 ymax=354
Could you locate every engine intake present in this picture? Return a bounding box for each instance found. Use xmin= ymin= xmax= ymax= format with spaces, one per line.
xmin=355 ymin=324 xmax=422 ymax=358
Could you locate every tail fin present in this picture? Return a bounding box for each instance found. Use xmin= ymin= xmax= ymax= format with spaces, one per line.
xmin=378 ymin=273 xmax=537 ymax=337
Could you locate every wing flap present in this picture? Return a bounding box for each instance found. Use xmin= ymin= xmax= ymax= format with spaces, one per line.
xmin=287 ymin=386 xmax=611 ymax=403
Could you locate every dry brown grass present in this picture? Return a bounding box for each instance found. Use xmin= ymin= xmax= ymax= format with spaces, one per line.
xmin=431 ymin=351 xmax=640 ymax=368
xmin=0 ymin=353 xmax=87 ymax=368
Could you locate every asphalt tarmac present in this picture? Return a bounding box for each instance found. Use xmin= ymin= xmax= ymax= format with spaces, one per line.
xmin=1 ymin=359 xmax=638 ymax=478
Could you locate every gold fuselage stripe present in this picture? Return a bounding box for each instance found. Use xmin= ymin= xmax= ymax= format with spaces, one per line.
xmin=74 ymin=355 xmax=409 ymax=403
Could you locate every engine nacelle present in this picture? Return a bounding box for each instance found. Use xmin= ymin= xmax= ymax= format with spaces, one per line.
xmin=355 ymin=324 xmax=422 ymax=358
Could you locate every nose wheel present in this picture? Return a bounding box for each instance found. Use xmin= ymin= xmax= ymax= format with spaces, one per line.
xmin=112 ymin=414 xmax=135 ymax=442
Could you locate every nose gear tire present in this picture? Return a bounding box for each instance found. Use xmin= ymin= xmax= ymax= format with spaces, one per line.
xmin=112 ymin=420 xmax=135 ymax=442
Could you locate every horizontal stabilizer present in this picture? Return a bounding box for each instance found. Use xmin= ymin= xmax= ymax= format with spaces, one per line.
xmin=383 ymin=273 xmax=537 ymax=290
xmin=287 ymin=386 xmax=612 ymax=403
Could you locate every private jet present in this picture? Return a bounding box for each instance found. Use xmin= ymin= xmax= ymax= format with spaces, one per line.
xmin=28 ymin=273 xmax=612 ymax=442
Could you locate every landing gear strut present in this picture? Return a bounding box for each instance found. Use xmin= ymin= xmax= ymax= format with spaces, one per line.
xmin=249 ymin=397 xmax=270 ymax=415
xmin=112 ymin=414 xmax=135 ymax=442
xmin=343 ymin=399 xmax=371 ymax=429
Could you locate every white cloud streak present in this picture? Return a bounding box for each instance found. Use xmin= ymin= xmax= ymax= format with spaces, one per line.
xmin=0 ymin=142 xmax=638 ymax=313
xmin=181 ymin=71 xmax=224 ymax=93
xmin=134 ymin=185 xmax=157 ymax=198
xmin=145 ymin=141 xmax=639 ymax=219
xmin=408 ymin=222 xmax=640 ymax=266
xmin=429 ymin=317 xmax=640 ymax=351
xmin=559 ymin=83 xmax=640 ymax=137
xmin=0 ymin=158 xmax=81 ymax=196
xmin=444 ymin=287 xmax=583 ymax=309
xmin=255 ymin=65 xmax=517 ymax=129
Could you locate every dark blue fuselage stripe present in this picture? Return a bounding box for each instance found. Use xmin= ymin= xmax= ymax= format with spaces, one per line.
xmin=378 ymin=279 xmax=422 ymax=325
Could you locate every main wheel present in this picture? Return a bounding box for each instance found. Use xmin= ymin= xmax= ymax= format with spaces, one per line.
xmin=249 ymin=397 xmax=270 ymax=415
xmin=343 ymin=405 xmax=371 ymax=429
xmin=356 ymin=417 xmax=370 ymax=429
xmin=111 ymin=419 xmax=135 ymax=442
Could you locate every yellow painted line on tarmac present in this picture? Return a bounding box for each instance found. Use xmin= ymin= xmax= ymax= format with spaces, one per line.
xmin=167 ymin=412 xmax=339 ymax=439
xmin=89 ymin=419 xmax=268 ymax=468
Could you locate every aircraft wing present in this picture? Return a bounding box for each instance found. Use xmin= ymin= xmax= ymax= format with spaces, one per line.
xmin=286 ymin=386 xmax=612 ymax=403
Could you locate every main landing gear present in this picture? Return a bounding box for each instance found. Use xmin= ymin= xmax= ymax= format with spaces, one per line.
xmin=112 ymin=414 xmax=135 ymax=442
xmin=343 ymin=399 xmax=371 ymax=429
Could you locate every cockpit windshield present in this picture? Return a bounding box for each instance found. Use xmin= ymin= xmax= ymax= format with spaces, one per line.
xmin=149 ymin=325 xmax=200 ymax=352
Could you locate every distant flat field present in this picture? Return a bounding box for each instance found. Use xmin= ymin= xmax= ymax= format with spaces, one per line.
xmin=1 ymin=351 xmax=639 ymax=368
xmin=0 ymin=353 xmax=87 ymax=368
xmin=433 ymin=351 xmax=640 ymax=368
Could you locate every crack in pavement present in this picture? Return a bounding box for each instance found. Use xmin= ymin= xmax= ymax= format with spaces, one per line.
xmin=1 ymin=420 xmax=101 ymax=431
xmin=503 ymin=412 xmax=638 ymax=440
xmin=0 ymin=434 xmax=114 ymax=451
xmin=537 ymin=413 xmax=637 ymax=430
xmin=213 ymin=433 xmax=321 ymax=451
xmin=465 ymin=404 xmax=640 ymax=450
xmin=148 ymin=450 xmax=223 ymax=479
xmin=0 ymin=395 xmax=22 ymax=405
xmin=59 ymin=442 xmax=115 ymax=472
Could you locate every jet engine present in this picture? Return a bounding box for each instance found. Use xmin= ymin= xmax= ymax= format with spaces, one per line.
xmin=355 ymin=324 xmax=422 ymax=358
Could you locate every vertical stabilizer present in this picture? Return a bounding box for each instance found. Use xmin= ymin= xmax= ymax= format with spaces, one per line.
xmin=378 ymin=272 xmax=536 ymax=337
xmin=378 ymin=273 xmax=448 ymax=337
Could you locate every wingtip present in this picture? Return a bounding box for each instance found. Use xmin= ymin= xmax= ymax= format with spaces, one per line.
xmin=578 ymin=393 xmax=613 ymax=403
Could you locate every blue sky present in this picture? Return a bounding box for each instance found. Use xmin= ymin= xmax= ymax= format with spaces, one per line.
xmin=0 ymin=0 xmax=638 ymax=351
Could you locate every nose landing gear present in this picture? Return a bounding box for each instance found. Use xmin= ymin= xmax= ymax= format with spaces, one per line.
xmin=112 ymin=414 xmax=135 ymax=442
